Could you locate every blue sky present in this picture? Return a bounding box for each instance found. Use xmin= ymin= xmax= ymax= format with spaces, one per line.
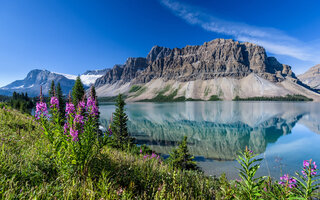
xmin=1 ymin=0 xmax=320 ymax=87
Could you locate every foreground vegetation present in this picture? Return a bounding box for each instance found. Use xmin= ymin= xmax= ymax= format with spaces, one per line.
xmin=1 ymin=91 xmax=319 ymax=199
xmin=0 ymin=101 xmax=217 ymax=199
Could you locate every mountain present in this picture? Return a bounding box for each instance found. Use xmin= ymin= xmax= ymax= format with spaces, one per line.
xmin=0 ymin=69 xmax=75 ymax=97
xmin=298 ymin=64 xmax=320 ymax=90
xmin=94 ymin=39 xmax=320 ymax=101
xmin=0 ymin=69 xmax=109 ymax=97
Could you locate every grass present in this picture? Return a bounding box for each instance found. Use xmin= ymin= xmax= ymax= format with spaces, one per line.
xmin=129 ymin=85 xmax=142 ymax=93
xmin=132 ymin=86 xmax=147 ymax=97
xmin=233 ymin=94 xmax=313 ymax=101
xmin=0 ymin=105 xmax=218 ymax=199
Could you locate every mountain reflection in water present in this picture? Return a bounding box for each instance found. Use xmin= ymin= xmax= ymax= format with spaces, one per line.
xmin=99 ymin=101 xmax=320 ymax=178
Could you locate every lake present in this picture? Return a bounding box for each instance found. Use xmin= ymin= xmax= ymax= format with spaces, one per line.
xmin=99 ymin=101 xmax=320 ymax=179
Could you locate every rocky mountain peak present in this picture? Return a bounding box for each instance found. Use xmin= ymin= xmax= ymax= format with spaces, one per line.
xmin=95 ymin=38 xmax=298 ymax=88
xmin=26 ymin=69 xmax=50 ymax=80
xmin=146 ymin=45 xmax=172 ymax=63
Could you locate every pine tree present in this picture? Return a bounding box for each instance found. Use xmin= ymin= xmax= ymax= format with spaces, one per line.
xmin=13 ymin=92 xmax=17 ymax=100
xmin=49 ymin=80 xmax=55 ymax=98
xmin=91 ymin=85 xmax=97 ymax=100
xmin=72 ymin=76 xmax=85 ymax=106
xmin=90 ymin=86 xmax=99 ymax=111
xmin=56 ymin=83 xmax=65 ymax=117
xmin=111 ymin=94 xmax=131 ymax=149
xmin=90 ymin=86 xmax=101 ymax=136
xmin=168 ymin=136 xmax=198 ymax=170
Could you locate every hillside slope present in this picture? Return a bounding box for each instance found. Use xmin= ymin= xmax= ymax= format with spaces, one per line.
xmin=298 ymin=64 xmax=320 ymax=90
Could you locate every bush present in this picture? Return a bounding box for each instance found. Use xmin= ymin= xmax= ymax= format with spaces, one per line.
xmin=209 ymin=95 xmax=221 ymax=101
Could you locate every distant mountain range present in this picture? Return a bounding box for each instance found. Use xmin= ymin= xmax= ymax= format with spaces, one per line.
xmin=94 ymin=39 xmax=320 ymax=101
xmin=0 ymin=69 xmax=109 ymax=96
xmin=1 ymin=39 xmax=320 ymax=101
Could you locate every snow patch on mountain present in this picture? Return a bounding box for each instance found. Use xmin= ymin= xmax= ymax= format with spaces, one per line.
xmin=55 ymin=69 xmax=109 ymax=86
xmin=12 ymin=85 xmax=24 ymax=89
xmin=80 ymin=74 xmax=104 ymax=86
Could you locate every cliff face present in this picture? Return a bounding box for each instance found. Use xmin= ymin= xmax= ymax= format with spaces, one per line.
xmin=136 ymin=40 xmax=296 ymax=83
xmin=95 ymin=57 xmax=148 ymax=87
xmin=96 ymin=39 xmax=296 ymax=86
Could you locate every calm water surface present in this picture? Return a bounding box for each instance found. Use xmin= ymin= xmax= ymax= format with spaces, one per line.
xmin=99 ymin=101 xmax=320 ymax=179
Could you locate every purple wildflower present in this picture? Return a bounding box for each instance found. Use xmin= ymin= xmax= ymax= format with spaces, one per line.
xmin=302 ymin=160 xmax=317 ymax=177
xmin=77 ymin=101 xmax=86 ymax=112
xmin=87 ymin=96 xmax=95 ymax=107
xmin=70 ymin=127 xmax=79 ymax=141
xmin=151 ymin=152 xmax=157 ymax=159
xmin=74 ymin=114 xmax=84 ymax=125
xmin=66 ymin=103 xmax=75 ymax=116
xmin=35 ymin=102 xmax=48 ymax=119
xmin=63 ymin=123 xmax=69 ymax=134
xmin=140 ymin=148 xmax=142 ymax=154
xmin=86 ymin=97 xmax=99 ymax=117
xmin=108 ymin=127 xmax=112 ymax=136
xmin=50 ymin=96 xmax=59 ymax=109
xmin=278 ymin=174 xmax=297 ymax=188
xmin=303 ymin=160 xmax=310 ymax=168
xmin=90 ymin=105 xmax=99 ymax=116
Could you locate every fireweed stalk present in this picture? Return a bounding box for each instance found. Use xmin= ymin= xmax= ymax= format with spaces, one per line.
xmin=36 ymin=94 xmax=102 ymax=176
xmin=294 ymin=159 xmax=320 ymax=199
xmin=275 ymin=174 xmax=297 ymax=198
xmin=35 ymin=98 xmax=54 ymax=142
xmin=237 ymin=147 xmax=265 ymax=200
xmin=278 ymin=174 xmax=297 ymax=188
xmin=64 ymin=96 xmax=101 ymax=174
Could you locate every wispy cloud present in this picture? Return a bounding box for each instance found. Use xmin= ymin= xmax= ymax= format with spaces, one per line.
xmin=160 ymin=0 xmax=320 ymax=65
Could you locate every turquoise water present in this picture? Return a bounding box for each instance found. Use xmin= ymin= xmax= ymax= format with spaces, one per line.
xmin=99 ymin=101 xmax=320 ymax=179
